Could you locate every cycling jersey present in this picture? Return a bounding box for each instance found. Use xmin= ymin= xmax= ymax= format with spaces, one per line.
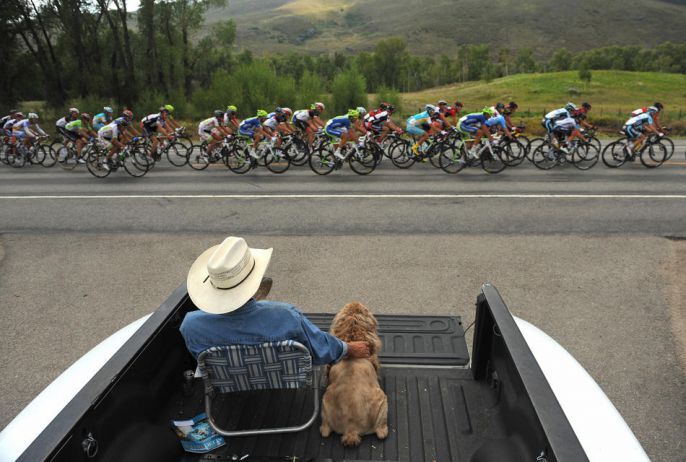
xmin=489 ymin=106 xmax=501 ymax=117
xmin=459 ymin=113 xmax=489 ymax=134
xmin=324 ymin=115 xmax=351 ymax=138
xmin=223 ymin=113 xmax=238 ymax=127
xmin=571 ymin=108 xmax=588 ymax=120
xmin=544 ymin=108 xmax=570 ymax=121
xmin=624 ymin=113 xmax=653 ymax=128
xmin=263 ymin=112 xmax=286 ymax=131
xmin=238 ymin=117 xmax=262 ymax=137
xmin=93 ymin=113 xmax=112 ymax=131
xmin=442 ymin=106 xmax=458 ymax=118
xmin=0 ymin=115 xmax=12 ymax=128
xmin=55 ymin=116 xmax=75 ymax=128
xmin=292 ymin=109 xmax=316 ymax=131
xmin=142 ymin=113 xmax=165 ymax=128
xmin=485 ymin=114 xmax=507 ymax=130
xmin=631 ymin=107 xmax=651 ymax=117
xmin=98 ymin=121 xmax=120 ymax=139
xmin=364 ymin=109 xmax=390 ymax=131
xmin=65 ymin=119 xmax=89 ymax=132
xmin=198 ymin=117 xmax=222 ymax=133
xmin=553 ymin=117 xmax=578 ymax=133
xmin=3 ymin=118 xmax=18 ymax=135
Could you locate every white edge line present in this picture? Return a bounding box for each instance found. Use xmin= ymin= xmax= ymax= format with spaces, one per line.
xmin=1 ymin=194 xmax=686 ymax=199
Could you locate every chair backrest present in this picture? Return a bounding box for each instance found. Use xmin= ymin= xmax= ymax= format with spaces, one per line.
xmin=198 ymin=341 xmax=313 ymax=394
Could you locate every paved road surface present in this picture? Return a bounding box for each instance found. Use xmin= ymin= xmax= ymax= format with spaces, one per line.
xmin=0 ymin=158 xmax=684 ymax=461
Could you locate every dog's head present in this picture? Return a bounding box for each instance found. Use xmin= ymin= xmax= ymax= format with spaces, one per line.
xmin=330 ymin=302 xmax=381 ymax=356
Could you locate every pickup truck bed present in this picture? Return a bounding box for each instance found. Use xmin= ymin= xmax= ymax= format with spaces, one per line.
xmin=16 ymin=285 xmax=587 ymax=462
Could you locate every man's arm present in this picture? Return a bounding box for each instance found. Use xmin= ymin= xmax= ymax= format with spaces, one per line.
xmin=298 ymin=315 xmax=369 ymax=365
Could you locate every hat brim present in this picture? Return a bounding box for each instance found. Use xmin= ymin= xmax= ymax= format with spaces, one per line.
xmin=187 ymin=246 xmax=272 ymax=314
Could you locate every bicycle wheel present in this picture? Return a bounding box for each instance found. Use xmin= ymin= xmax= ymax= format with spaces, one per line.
xmin=640 ymin=143 xmax=667 ymax=168
xmin=188 ymin=144 xmax=211 ymax=170
xmin=86 ymin=149 xmax=112 ymax=178
xmin=428 ymin=143 xmax=445 ymax=169
xmin=349 ymin=149 xmax=377 ymax=175
xmin=601 ymin=141 xmax=628 ymax=168
xmin=572 ymin=143 xmax=599 ymax=170
xmin=28 ymin=146 xmax=45 ymax=165
xmin=501 ymin=139 xmax=526 ymax=167
xmin=439 ymin=144 xmax=465 ymax=174
xmin=480 ymin=146 xmax=507 ymax=174
xmin=586 ymin=136 xmax=601 ymax=153
xmin=288 ymin=137 xmax=310 ymax=166
xmin=389 ymin=139 xmax=415 ymax=169
xmin=123 ymin=149 xmax=150 ymax=177
xmin=177 ymin=135 xmax=194 ymax=157
xmin=7 ymin=150 xmax=26 ymax=168
xmin=661 ymin=137 xmax=675 ymax=161
xmin=165 ymin=142 xmax=188 ymax=167
xmin=264 ymin=147 xmax=291 ymax=174
xmin=532 ymin=142 xmax=558 ymax=170
xmin=308 ymin=144 xmax=335 ymax=175
xmin=41 ymin=144 xmax=57 ymax=167
xmin=526 ymin=138 xmax=546 ymax=162
xmin=225 ymin=147 xmax=253 ymax=174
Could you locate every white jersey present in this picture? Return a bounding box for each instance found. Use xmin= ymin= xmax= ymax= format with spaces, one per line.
xmin=55 ymin=117 xmax=69 ymax=128
xmin=198 ymin=117 xmax=221 ymax=132
xmin=544 ymin=108 xmax=570 ymax=120
xmin=98 ymin=121 xmax=119 ymax=138
xmin=624 ymin=113 xmax=653 ymax=127
xmin=553 ymin=117 xmax=577 ymax=131
xmin=293 ymin=109 xmax=312 ymax=123
xmin=3 ymin=118 xmax=18 ymax=131
xmin=263 ymin=114 xmax=280 ymax=130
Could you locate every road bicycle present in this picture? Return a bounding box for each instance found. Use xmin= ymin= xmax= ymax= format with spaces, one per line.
xmin=221 ymin=136 xmax=292 ymax=174
xmin=601 ymin=133 xmax=669 ymax=168
xmin=86 ymin=140 xmax=151 ymax=178
xmin=531 ymin=138 xmax=599 ymax=170
xmin=308 ymin=134 xmax=380 ymax=175
xmin=143 ymin=129 xmax=190 ymax=167
xmin=50 ymin=138 xmax=95 ymax=170
xmin=1 ymin=136 xmax=52 ymax=168
xmin=439 ymin=136 xmax=507 ymax=174
xmin=390 ymin=130 xmax=453 ymax=169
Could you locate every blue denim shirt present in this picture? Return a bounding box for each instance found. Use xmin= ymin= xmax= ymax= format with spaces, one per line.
xmin=180 ymin=299 xmax=348 ymax=365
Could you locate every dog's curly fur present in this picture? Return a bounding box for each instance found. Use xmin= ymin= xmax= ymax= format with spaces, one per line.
xmin=319 ymin=302 xmax=388 ymax=447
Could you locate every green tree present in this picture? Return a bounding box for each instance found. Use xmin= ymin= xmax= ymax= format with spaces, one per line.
xmin=373 ymin=86 xmax=402 ymax=114
xmin=550 ymin=48 xmax=572 ymax=71
xmin=578 ymin=62 xmax=592 ymax=87
xmin=331 ymin=68 xmax=367 ymax=115
xmin=373 ymin=37 xmax=408 ymax=89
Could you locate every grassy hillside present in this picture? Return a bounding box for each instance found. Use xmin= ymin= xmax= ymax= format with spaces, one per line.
xmin=399 ymin=71 xmax=686 ymax=134
xmin=212 ymin=0 xmax=686 ymax=55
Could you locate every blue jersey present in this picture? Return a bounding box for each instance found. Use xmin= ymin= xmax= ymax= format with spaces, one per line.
xmin=327 ymin=115 xmax=352 ymax=130
xmin=240 ymin=117 xmax=262 ymax=130
xmin=461 ymin=113 xmax=488 ymax=128
xmin=408 ymin=111 xmax=432 ymax=126
xmin=485 ymin=114 xmax=506 ymax=129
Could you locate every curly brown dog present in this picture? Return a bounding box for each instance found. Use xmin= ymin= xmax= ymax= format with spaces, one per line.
xmin=320 ymin=302 xmax=388 ymax=447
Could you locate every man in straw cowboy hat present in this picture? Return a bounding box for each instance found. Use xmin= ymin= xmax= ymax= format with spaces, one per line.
xmin=181 ymin=236 xmax=371 ymax=363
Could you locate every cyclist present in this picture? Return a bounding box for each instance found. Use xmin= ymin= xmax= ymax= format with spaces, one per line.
xmin=459 ymin=108 xmax=495 ymax=159
xmin=13 ymin=112 xmax=47 ymax=149
xmin=118 ymin=109 xmax=141 ymax=139
xmin=263 ymin=108 xmax=294 ymax=148
xmin=292 ymin=102 xmax=326 ymax=148
xmin=65 ymin=113 xmax=97 ymax=160
xmin=501 ymin=101 xmax=518 ymax=131
xmin=0 ymin=109 xmax=19 ymax=133
xmin=441 ymin=101 xmax=463 ymax=126
xmin=631 ymin=103 xmax=665 ymax=133
xmin=570 ymin=102 xmax=595 ymax=133
xmin=484 ymin=107 xmax=513 ymax=140
xmin=407 ymin=104 xmax=440 ymax=155
xmin=542 ymin=103 xmax=574 ymax=137
xmin=141 ymin=105 xmax=175 ymax=159
xmin=98 ymin=116 xmax=132 ymax=170
xmin=198 ymin=110 xmax=226 ymax=155
xmin=433 ymin=100 xmax=454 ymax=129
xmin=365 ymin=103 xmax=403 ymax=142
xmin=3 ymin=111 xmax=23 ymax=137
xmin=223 ymin=105 xmax=240 ymax=134
xmin=550 ymin=114 xmax=585 ymax=154
xmin=238 ymin=109 xmax=270 ymax=159
xmin=325 ymin=109 xmax=366 ymax=160
xmin=55 ymin=108 xmax=80 ymax=141
xmin=623 ymin=111 xmax=660 ymax=154
xmin=93 ymin=107 xmax=114 ymax=131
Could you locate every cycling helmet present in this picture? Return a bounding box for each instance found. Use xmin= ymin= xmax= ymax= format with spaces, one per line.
xmin=425 ymin=104 xmax=437 ymax=113
xmin=122 ymin=109 xmax=134 ymax=119
xmin=647 ymin=106 xmax=659 ymax=114
xmin=274 ymin=107 xmax=283 ymax=114
xmin=226 ymin=105 xmax=237 ymax=113
xmin=565 ymin=102 xmax=577 ymax=112
xmin=437 ymin=100 xmax=448 ymax=106
xmin=483 ymin=107 xmax=495 ymax=116
xmin=653 ymin=102 xmax=663 ymax=111
xmin=379 ymin=102 xmax=389 ymax=110
xmin=347 ymin=109 xmax=360 ymax=119
xmin=387 ymin=104 xmax=396 ymax=113
xmin=28 ymin=112 xmax=39 ymax=120
xmin=213 ymin=110 xmax=224 ymax=118
xmin=282 ymin=107 xmax=292 ymax=116
xmin=104 ymin=106 xmax=113 ymax=113
xmin=454 ymin=101 xmax=464 ymax=107
xmin=69 ymin=107 xmax=79 ymax=114
xmin=164 ymin=104 xmax=175 ymax=113
xmin=495 ymin=102 xmax=505 ymax=111
xmin=15 ymin=112 xmax=24 ymax=118
xmin=116 ymin=117 xmax=129 ymax=126
xmin=356 ymin=106 xmax=367 ymax=116
xmin=313 ymin=102 xmax=325 ymax=112
xmin=582 ymin=102 xmax=592 ymax=110
xmin=508 ymin=101 xmax=518 ymax=110
xmin=81 ymin=113 xmax=91 ymax=120
xmin=256 ymin=109 xmax=269 ymax=118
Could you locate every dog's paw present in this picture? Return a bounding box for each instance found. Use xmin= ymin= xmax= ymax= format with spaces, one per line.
xmin=375 ymin=424 xmax=389 ymax=440
xmin=341 ymin=431 xmax=362 ymax=447
xmin=319 ymin=423 xmax=332 ymax=438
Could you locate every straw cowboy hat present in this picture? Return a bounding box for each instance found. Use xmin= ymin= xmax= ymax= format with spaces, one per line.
xmin=187 ymin=237 xmax=273 ymax=314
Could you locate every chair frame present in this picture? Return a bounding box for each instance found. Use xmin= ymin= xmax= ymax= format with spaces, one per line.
xmin=198 ymin=341 xmax=319 ymax=437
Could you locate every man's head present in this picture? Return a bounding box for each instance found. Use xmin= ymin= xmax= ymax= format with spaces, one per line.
xmin=187 ymin=237 xmax=273 ymax=314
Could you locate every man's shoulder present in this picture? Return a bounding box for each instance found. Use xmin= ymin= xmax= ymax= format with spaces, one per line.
xmin=253 ymin=300 xmax=301 ymax=316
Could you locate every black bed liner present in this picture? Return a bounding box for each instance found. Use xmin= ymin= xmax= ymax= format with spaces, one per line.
xmin=18 ymin=284 xmax=587 ymax=462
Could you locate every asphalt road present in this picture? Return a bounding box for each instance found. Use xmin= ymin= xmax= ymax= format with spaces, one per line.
xmin=0 ymin=157 xmax=685 ymax=461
